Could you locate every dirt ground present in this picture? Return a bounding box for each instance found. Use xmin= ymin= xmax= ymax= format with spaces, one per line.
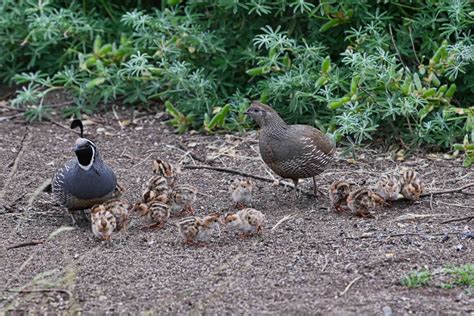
xmin=0 ymin=105 xmax=473 ymax=314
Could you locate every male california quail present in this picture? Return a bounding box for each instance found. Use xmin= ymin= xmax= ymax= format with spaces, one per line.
xmin=246 ymin=101 xmax=335 ymax=196
xmin=52 ymin=119 xmax=119 ymax=225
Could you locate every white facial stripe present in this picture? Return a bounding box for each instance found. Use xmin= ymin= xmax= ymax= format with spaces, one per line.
xmin=78 ymin=146 xmax=95 ymax=171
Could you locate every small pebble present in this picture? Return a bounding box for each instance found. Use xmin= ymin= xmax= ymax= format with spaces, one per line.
xmin=382 ymin=306 xmax=393 ymax=316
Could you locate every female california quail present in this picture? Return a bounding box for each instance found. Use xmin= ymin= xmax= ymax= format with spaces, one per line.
xmin=52 ymin=119 xmax=119 ymax=225
xmin=246 ymin=101 xmax=335 ymax=196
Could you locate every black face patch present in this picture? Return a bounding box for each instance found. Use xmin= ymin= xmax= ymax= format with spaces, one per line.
xmin=75 ymin=145 xmax=94 ymax=166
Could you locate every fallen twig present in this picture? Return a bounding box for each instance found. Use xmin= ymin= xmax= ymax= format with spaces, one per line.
xmin=393 ymin=213 xmax=441 ymax=222
xmin=440 ymin=216 xmax=474 ymax=224
xmin=177 ymin=142 xmax=205 ymax=162
xmin=3 ymin=288 xmax=71 ymax=298
xmin=183 ymin=164 xmax=316 ymax=197
xmin=7 ymin=239 xmax=46 ymax=250
xmin=343 ymin=232 xmax=459 ymax=240
xmin=339 ymin=276 xmax=362 ymax=296
xmin=321 ymin=255 xmax=329 ymax=272
xmin=437 ymin=201 xmax=474 ymax=209
xmin=421 ymin=182 xmax=474 ymax=197
xmin=0 ymin=130 xmax=29 ymax=200
xmin=271 ymin=214 xmax=297 ymax=232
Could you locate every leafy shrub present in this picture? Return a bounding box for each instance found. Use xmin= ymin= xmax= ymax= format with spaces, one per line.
xmin=1 ymin=1 xmax=473 ymax=163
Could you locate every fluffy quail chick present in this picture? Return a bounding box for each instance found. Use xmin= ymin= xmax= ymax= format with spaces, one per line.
xmin=152 ymin=159 xmax=179 ymax=187
xmin=176 ymin=213 xmax=221 ymax=246
xmin=91 ymin=199 xmax=129 ymax=241
xmin=229 ymin=179 xmax=253 ymax=209
xmin=347 ymin=188 xmax=385 ymax=218
xmin=328 ymin=180 xmax=352 ymax=212
xmin=142 ymin=175 xmax=170 ymax=205
xmin=224 ymin=208 xmax=264 ymax=237
xmin=375 ymin=174 xmax=402 ymax=202
xmin=400 ymin=169 xmax=424 ymax=201
xmin=170 ymin=185 xmax=197 ymax=216
xmin=133 ymin=201 xmax=170 ymax=230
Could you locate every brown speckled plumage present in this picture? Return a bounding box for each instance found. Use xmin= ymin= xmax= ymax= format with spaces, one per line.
xmin=246 ymin=101 xmax=335 ymax=194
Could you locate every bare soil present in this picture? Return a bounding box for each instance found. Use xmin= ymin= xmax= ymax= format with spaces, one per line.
xmin=0 ymin=107 xmax=473 ymax=315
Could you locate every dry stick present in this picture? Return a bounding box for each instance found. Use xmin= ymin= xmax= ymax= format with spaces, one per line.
xmin=0 ymin=130 xmax=28 ymax=200
xmin=3 ymin=288 xmax=71 ymax=298
xmin=321 ymin=255 xmax=329 ymax=272
xmin=420 ymin=182 xmax=474 ymax=197
xmin=408 ymin=25 xmax=421 ymax=65
xmin=339 ymin=276 xmax=362 ymax=296
xmin=177 ymin=142 xmax=205 ymax=162
xmin=271 ymin=214 xmax=297 ymax=232
xmin=440 ymin=216 xmax=474 ymax=224
xmin=182 ymin=164 xmax=316 ymax=197
xmin=6 ymin=239 xmax=46 ymax=250
xmin=389 ymin=24 xmax=407 ymax=69
xmin=343 ymin=232 xmax=458 ymax=240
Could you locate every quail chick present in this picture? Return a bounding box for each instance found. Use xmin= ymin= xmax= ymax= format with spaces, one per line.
xmin=328 ymin=180 xmax=352 ymax=212
xmin=176 ymin=213 xmax=221 ymax=246
xmin=52 ymin=119 xmax=120 ymax=225
xmin=133 ymin=201 xmax=170 ymax=230
xmin=375 ymin=174 xmax=402 ymax=202
xmin=170 ymin=184 xmax=197 ymax=216
xmin=145 ymin=175 xmax=170 ymax=203
xmin=152 ymin=159 xmax=179 ymax=187
xmin=347 ymin=188 xmax=385 ymax=218
xmin=400 ymin=169 xmax=424 ymax=201
xmin=91 ymin=199 xmax=129 ymax=241
xmin=245 ymin=101 xmax=335 ymax=197
xmin=229 ymin=178 xmax=253 ymax=209
xmin=224 ymin=208 xmax=264 ymax=237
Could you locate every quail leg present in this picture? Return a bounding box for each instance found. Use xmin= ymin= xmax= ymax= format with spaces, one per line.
xmin=235 ymin=202 xmax=245 ymax=210
xmin=256 ymin=225 xmax=263 ymax=235
xmin=67 ymin=210 xmax=79 ymax=226
xmin=312 ymin=176 xmax=326 ymax=196
xmin=145 ymin=221 xmax=166 ymax=230
xmin=292 ymin=179 xmax=299 ymax=201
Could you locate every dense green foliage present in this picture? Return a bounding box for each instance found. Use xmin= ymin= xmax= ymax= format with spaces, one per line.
xmin=1 ymin=1 xmax=473 ymax=163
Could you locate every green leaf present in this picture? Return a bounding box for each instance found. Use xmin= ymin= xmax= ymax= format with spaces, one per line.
xmin=85 ymin=77 xmax=106 ymax=89
xmin=422 ymin=88 xmax=437 ymax=98
xmin=246 ymin=66 xmax=270 ymax=76
xmin=321 ymin=56 xmax=331 ymax=75
xmin=93 ymin=36 xmax=102 ymax=54
xmin=165 ymin=101 xmax=181 ymax=118
xmin=413 ymin=73 xmax=422 ymax=91
xmin=319 ymin=19 xmax=339 ymax=32
xmin=444 ymin=84 xmax=457 ymax=98
xmin=350 ymin=75 xmax=360 ymax=95
xmin=206 ymin=104 xmax=231 ymax=131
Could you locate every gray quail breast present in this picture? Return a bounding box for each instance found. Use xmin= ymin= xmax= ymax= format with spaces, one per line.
xmin=52 ymin=119 xmax=119 ymax=224
xmin=246 ymin=101 xmax=335 ymax=195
